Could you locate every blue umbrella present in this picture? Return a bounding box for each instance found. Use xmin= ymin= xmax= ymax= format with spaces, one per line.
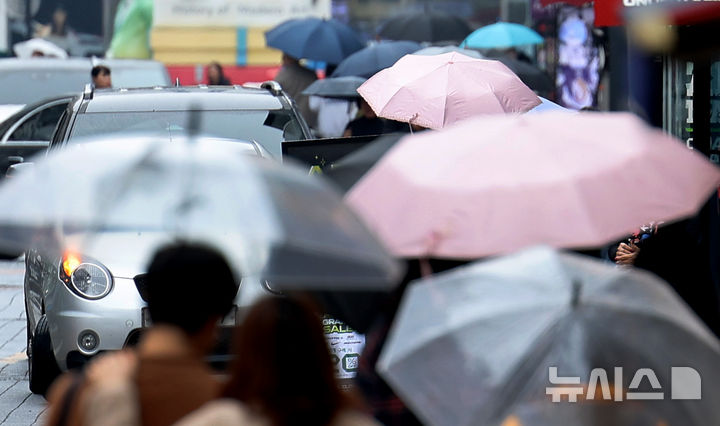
xmin=331 ymin=40 xmax=422 ymax=79
xmin=460 ymin=22 xmax=543 ymax=49
xmin=265 ymin=18 xmax=365 ymax=65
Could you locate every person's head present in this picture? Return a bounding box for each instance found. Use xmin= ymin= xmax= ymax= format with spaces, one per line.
xmin=91 ymin=65 xmax=112 ymax=89
xmin=144 ymin=242 xmax=238 ymax=340
xmin=358 ymin=98 xmax=376 ymax=118
xmin=207 ymin=61 xmax=226 ymax=85
xmin=224 ymin=296 xmax=355 ymax=426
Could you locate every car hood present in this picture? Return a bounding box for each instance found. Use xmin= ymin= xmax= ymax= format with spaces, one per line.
xmin=68 ymin=231 xmax=175 ymax=279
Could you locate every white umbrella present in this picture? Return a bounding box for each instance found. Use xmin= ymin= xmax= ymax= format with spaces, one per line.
xmin=0 ymin=135 xmax=400 ymax=290
xmin=13 ymin=38 xmax=69 ymax=59
xmin=378 ymin=246 xmax=720 ymax=426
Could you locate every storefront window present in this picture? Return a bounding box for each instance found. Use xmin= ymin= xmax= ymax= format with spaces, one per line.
xmin=664 ymin=58 xmax=720 ymax=165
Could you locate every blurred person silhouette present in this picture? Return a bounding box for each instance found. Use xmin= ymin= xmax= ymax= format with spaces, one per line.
xmin=81 ymin=296 xmax=379 ymax=426
xmin=45 ymin=242 xmax=239 ymax=426
xmin=309 ymin=96 xmax=358 ymax=138
xmin=275 ymin=53 xmax=318 ymax=130
xmin=207 ymin=61 xmax=231 ymax=85
xmin=37 ymin=4 xmax=78 ymax=54
xmin=91 ymin=65 xmax=112 ymax=89
xmin=355 ymin=258 xmax=467 ymax=426
xmin=343 ymin=99 xmax=387 ymax=137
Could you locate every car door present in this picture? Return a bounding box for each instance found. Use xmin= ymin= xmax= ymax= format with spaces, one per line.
xmin=0 ymin=98 xmax=72 ymax=178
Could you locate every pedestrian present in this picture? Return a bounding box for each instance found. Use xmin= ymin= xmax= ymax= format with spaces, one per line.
xmin=274 ymin=53 xmax=318 ymax=130
xmin=207 ymin=61 xmax=231 ymax=85
xmin=308 ymin=95 xmax=358 ymax=138
xmin=91 ymin=65 xmax=112 ymax=89
xmin=44 ymin=242 xmax=240 ymax=426
xmin=343 ymin=99 xmax=388 ymax=137
xmin=81 ymin=296 xmax=379 ymax=426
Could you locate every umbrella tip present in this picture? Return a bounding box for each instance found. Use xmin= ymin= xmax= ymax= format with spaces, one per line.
xmin=571 ymin=280 xmax=582 ymax=308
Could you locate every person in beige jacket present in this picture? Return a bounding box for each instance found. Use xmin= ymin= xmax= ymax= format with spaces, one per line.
xmin=82 ymin=296 xmax=380 ymax=426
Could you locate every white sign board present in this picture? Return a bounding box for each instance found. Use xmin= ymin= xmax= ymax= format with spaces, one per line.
xmin=154 ymin=0 xmax=332 ymax=27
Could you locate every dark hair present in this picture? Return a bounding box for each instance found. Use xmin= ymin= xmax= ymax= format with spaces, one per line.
xmin=144 ymin=242 xmax=238 ymax=335
xmin=207 ymin=61 xmax=229 ymax=85
xmin=91 ymin=65 xmax=111 ymax=78
xmin=224 ymin=296 xmax=359 ymax=426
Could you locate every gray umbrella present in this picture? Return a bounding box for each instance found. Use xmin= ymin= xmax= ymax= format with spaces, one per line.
xmin=378 ymin=247 xmax=720 ymax=426
xmin=0 ymin=135 xmax=402 ymax=290
xmin=301 ymin=76 xmax=367 ymax=99
xmin=324 ymin=133 xmax=404 ymax=193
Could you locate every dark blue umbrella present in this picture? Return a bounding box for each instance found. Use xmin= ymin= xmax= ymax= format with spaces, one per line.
xmin=265 ymin=18 xmax=365 ymax=65
xmin=331 ymin=41 xmax=422 ymax=79
xmin=377 ymin=12 xmax=472 ymax=43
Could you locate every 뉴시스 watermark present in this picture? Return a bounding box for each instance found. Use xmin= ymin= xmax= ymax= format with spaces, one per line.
xmin=546 ymin=366 xmax=702 ymax=402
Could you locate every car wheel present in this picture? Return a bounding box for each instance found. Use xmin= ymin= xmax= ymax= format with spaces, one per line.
xmin=28 ymin=315 xmax=61 ymax=396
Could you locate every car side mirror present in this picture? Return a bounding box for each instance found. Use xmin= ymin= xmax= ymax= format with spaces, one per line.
xmin=6 ymin=162 xmax=34 ymax=179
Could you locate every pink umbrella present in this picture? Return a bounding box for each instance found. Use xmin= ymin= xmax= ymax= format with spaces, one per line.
xmin=356 ymin=52 xmax=541 ymax=130
xmin=346 ymin=112 xmax=720 ymax=258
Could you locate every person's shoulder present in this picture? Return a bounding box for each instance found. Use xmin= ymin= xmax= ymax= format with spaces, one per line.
xmin=175 ymin=400 xmax=269 ymax=426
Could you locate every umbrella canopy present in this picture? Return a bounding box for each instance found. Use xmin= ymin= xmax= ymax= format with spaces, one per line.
xmin=324 ymin=133 xmax=403 ymax=193
xmin=265 ymin=17 xmax=364 ymax=65
xmin=460 ymin=22 xmax=544 ymax=49
xmin=486 ymin=54 xmax=554 ymax=93
xmin=377 ymin=12 xmax=472 ymax=43
xmin=13 ymin=38 xmax=68 ymax=59
xmin=378 ymin=246 xmax=720 ymax=426
xmin=0 ymin=136 xmax=401 ymax=290
xmin=413 ymin=45 xmax=484 ymax=59
xmin=356 ymin=52 xmax=541 ymax=130
xmin=346 ymin=112 xmax=720 ymax=258
xmin=301 ymin=76 xmax=367 ymax=99
xmin=330 ymin=41 xmax=422 ymax=79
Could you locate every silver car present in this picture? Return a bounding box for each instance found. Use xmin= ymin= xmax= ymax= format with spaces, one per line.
xmin=22 ymin=83 xmax=311 ymax=395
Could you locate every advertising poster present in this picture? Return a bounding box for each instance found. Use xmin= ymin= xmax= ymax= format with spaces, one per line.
xmin=556 ymin=6 xmax=600 ymax=110
xmin=323 ymin=316 xmax=365 ymax=380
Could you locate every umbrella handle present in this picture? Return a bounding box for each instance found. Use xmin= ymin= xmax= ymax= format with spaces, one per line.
xmin=420 ymin=258 xmax=433 ymax=277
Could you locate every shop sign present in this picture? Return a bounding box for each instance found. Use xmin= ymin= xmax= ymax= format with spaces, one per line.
xmin=154 ymin=0 xmax=331 ymax=27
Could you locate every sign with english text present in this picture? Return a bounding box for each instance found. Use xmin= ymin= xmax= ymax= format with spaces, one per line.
xmin=595 ymin=0 xmax=720 ymax=27
xmin=154 ymin=0 xmax=332 ymax=27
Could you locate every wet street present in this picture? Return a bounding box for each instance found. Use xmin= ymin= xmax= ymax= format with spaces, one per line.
xmin=0 ymin=258 xmax=47 ymax=425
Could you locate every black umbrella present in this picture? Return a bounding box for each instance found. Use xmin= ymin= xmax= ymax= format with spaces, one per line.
xmin=377 ymin=12 xmax=472 ymax=44
xmin=487 ymin=54 xmax=554 ymax=93
xmin=324 ymin=133 xmax=404 ymax=193
xmin=301 ymin=76 xmax=366 ymax=99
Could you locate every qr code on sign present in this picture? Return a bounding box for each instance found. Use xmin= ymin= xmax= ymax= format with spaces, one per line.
xmin=342 ymin=354 xmax=360 ymax=372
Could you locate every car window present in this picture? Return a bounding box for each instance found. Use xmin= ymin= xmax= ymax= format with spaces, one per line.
xmin=0 ymin=70 xmax=88 ymax=105
xmin=8 ymin=103 xmax=69 ymax=141
xmin=68 ymin=110 xmax=306 ymax=158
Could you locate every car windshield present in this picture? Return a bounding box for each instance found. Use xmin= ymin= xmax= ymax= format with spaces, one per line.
xmin=0 ymin=70 xmax=88 ymax=104
xmin=68 ymin=110 xmax=305 ymax=158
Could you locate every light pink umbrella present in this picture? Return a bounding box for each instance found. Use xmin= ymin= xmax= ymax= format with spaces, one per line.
xmin=346 ymin=112 xmax=720 ymax=258
xmin=356 ymin=52 xmax=541 ymax=130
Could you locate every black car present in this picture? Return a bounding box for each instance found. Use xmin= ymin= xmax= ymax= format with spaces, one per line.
xmin=50 ymin=82 xmax=312 ymax=159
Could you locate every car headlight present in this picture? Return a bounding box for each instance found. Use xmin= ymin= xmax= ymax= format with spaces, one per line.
xmin=59 ymin=251 xmax=113 ymax=299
